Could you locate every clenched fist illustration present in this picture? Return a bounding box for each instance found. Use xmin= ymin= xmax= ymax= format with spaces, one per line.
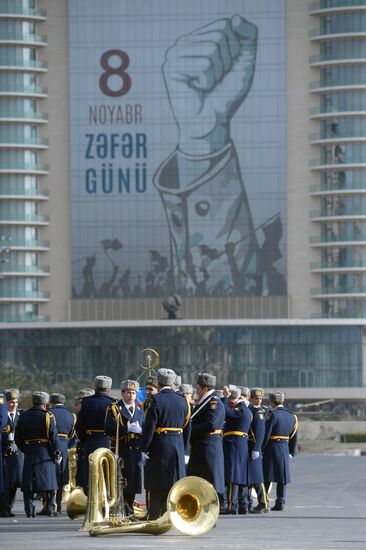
xmin=163 ymin=15 xmax=258 ymax=155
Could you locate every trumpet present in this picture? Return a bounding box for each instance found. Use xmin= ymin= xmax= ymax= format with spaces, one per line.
xmin=78 ymin=447 xmax=219 ymax=537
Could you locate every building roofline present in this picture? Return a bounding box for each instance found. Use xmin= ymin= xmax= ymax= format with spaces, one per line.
xmin=0 ymin=318 xmax=364 ymax=330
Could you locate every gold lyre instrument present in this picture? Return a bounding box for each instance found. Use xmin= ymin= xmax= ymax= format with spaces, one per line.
xmin=81 ymin=447 xmax=219 ymax=536
xmin=138 ymin=347 xmax=159 ymax=378
xmin=66 ymin=448 xmax=88 ymax=520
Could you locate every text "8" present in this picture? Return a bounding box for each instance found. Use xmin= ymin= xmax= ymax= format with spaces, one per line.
xmin=99 ymin=50 xmax=131 ymax=97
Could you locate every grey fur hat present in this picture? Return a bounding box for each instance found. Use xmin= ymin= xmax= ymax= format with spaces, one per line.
xmin=157 ymin=368 xmax=176 ymax=386
xmin=32 ymin=391 xmax=49 ymax=405
xmin=197 ymin=373 xmax=216 ymax=388
xmin=174 ymin=375 xmax=182 ymax=387
xmin=180 ymin=384 xmax=193 ymax=394
xmin=229 ymin=386 xmax=241 ymax=400
xmin=240 ymin=386 xmax=251 ymax=398
xmin=269 ymin=391 xmax=285 ymax=405
xmin=94 ymin=375 xmax=112 ymax=390
xmin=49 ymin=393 xmax=65 ymax=405
xmin=74 ymin=388 xmax=95 ymax=399
xmin=120 ymin=379 xmax=139 ymax=392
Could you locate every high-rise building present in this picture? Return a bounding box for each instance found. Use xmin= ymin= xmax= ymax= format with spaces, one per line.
xmin=0 ymin=0 xmax=365 ymax=394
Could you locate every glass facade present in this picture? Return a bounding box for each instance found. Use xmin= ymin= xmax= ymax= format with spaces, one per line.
xmin=0 ymin=0 xmax=48 ymax=322
xmin=310 ymin=2 xmax=366 ymax=315
xmin=0 ymin=325 xmax=362 ymax=391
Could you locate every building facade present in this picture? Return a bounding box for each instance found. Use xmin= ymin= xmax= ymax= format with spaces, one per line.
xmin=0 ymin=0 xmax=366 ymax=392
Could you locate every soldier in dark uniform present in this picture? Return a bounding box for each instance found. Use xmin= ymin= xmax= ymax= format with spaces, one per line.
xmin=235 ymin=386 xmax=251 ymax=513
xmin=0 ymin=389 xmax=24 ymax=517
xmin=0 ymin=389 xmax=9 ymax=509
xmin=187 ymin=373 xmax=225 ymax=507
xmin=73 ymin=388 xmax=94 ymax=488
xmin=173 ymin=374 xmax=182 ymax=393
xmin=180 ymin=384 xmax=195 ymax=406
xmin=221 ymin=386 xmax=252 ymax=515
xmin=76 ymin=376 xmax=115 ymax=495
xmin=140 ymin=368 xmax=190 ymax=520
xmin=105 ymin=379 xmax=145 ymax=514
xmin=262 ymin=391 xmax=298 ymax=511
xmin=15 ymin=391 xmax=61 ymax=517
xmin=248 ymin=387 xmax=269 ymax=513
xmin=143 ymin=376 xmax=158 ymax=413
xmin=48 ymin=393 xmax=76 ymax=513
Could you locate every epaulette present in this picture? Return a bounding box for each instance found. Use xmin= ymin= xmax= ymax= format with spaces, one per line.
xmin=210 ymin=396 xmax=219 ymax=410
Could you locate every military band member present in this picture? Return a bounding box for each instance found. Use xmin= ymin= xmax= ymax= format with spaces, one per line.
xmin=74 ymin=388 xmax=94 ymax=414
xmin=75 ymin=376 xmax=114 ymax=494
xmin=105 ymin=379 xmax=145 ymax=514
xmin=180 ymin=384 xmax=195 ymax=406
xmin=173 ymin=374 xmax=182 ymax=393
xmin=140 ymin=368 xmax=190 ymax=520
xmin=0 ymin=389 xmax=8 ymax=510
xmin=262 ymin=391 xmax=298 ymax=511
xmin=237 ymin=386 xmax=251 ymax=513
xmin=248 ymin=387 xmax=268 ymax=513
xmin=187 ymin=373 xmax=225 ymax=507
xmin=143 ymin=376 xmax=158 ymax=413
xmin=73 ymin=388 xmax=94 ymax=488
xmin=48 ymin=393 xmax=76 ymax=513
xmin=15 ymin=391 xmax=61 ymax=517
xmin=0 ymin=389 xmax=24 ymax=517
xmin=222 ymin=387 xmax=252 ymax=515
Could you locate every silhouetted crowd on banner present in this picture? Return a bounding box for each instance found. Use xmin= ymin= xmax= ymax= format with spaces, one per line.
xmin=0 ymin=371 xmax=298 ymax=519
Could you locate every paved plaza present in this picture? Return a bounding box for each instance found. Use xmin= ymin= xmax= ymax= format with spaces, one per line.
xmin=0 ymin=454 xmax=365 ymax=550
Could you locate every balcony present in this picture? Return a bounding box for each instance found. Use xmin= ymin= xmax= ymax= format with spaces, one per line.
xmin=0 ymin=162 xmax=49 ymax=174
xmin=6 ymin=239 xmax=49 ymax=250
xmin=0 ymin=188 xmax=49 ymax=199
xmin=0 ymin=7 xmax=47 ymax=20
xmin=309 ymin=53 xmax=366 ymax=66
xmin=0 ymin=84 xmax=48 ymax=98
xmin=310 ymin=207 xmax=366 ymax=218
xmin=0 ymin=59 xmax=48 ymax=71
xmin=310 ymin=182 xmax=366 ymax=194
xmin=310 ymin=79 xmax=366 ymax=92
xmin=0 ymin=264 xmax=49 ymax=275
xmin=0 ymin=290 xmax=49 ymax=300
xmin=310 ymin=234 xmax=366 ymax=244
xmin=0 ymin=214 xmax=49 ymax=225
xmin=311 ymin=260 xmax=366 ymax=270
xmin=310 ymin=129 xmax=366 ymax=140
xmin=0 ymin=33 xmax=47 ymax=46
xmin=310 ymin=0 xmax=366 ymax=13
xmin=0 ymin=110 xmax=48 ymax=122
xmin=309 ymin=28 xmax=366 ymax=40
xmin=0 ymin=136 xmax=48 ymax=148
xmin=311 ymin=286 xmax=366 ymax=295
xmin=309 ymin=159 xmax=366 ymax=169
xmin=309 ymin=105 xmax=366 ymax=117
xmin=0 ymin=314 xmax=49 ymax=323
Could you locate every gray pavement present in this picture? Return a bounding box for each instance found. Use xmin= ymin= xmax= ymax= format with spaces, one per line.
xmin=0 ymin=454 xmax=365 ymax=550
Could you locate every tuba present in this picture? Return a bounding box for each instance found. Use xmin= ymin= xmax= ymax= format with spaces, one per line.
xmin=82 ymin=447 xmax=219 ymax=537
xmin=66 ymin=448 xmax=88 ymax=520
